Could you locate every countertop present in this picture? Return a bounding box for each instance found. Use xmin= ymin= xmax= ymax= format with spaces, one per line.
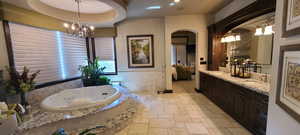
xmin=199 ymin=69 xmax=270 ymax=96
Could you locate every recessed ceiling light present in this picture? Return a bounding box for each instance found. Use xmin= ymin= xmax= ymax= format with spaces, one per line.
xmin=174 ymin=0 xmax=181 ymax=3
xmin=146 ymin=5 xmax=161 ymax=10
xmin=169 ymin=2 xmax=175 ymax=6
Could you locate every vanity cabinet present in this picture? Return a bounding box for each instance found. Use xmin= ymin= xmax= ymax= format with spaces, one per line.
xmin=199 ymin=72 xmax=268 ymax=135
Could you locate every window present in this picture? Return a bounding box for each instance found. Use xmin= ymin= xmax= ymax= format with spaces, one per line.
xmin=94 ymin=37 xmax=117 ymax=75
xmin=9 ymin=22 xmax=87 ymax=84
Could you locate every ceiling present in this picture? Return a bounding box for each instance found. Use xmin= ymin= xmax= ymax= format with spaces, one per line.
xmin=1 ymin=0 xmax=232 ymax=26
xmin=1 ymin=0 xmax=127 ymax=27
xmin=127 ymin=0 xmax=232 ymax=18
xmin=40 ymin=0 xmax=113 ymax=14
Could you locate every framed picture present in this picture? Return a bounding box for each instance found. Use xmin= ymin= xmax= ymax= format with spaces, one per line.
xmin=127 ymin=35 xmax=154 ymax=68
xmin=276 ymin=45 xmax=300 ymax=123
xmin=282 ymin=0 xmax=300 ymax=37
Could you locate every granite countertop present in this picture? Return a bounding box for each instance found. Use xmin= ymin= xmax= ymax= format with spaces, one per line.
xmin=199 ymin=69 xmax=270 ymax=96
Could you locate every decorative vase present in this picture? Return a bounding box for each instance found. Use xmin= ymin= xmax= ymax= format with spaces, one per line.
xmin=20 ymin=92 xmax=28 ymax=106
xmin=5 ymin=94 xmax=21 ymax=104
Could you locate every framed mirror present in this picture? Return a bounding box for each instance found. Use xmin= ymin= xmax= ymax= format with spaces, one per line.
xmin=220 ymin=12 xmax=275 ymax=74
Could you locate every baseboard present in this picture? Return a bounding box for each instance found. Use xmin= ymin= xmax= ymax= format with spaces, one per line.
xmin=157 ymin=89 xmax=173 ymax=94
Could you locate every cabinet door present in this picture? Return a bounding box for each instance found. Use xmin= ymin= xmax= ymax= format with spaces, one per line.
xmin=208 ymin=76 xmax=217 ymax=101
xmin=221 ymin=81 xmax=235 ymax=116
xmin=251 ymin=95 xmax=268 ymax=135
xmin=233 ymin=86 xmax=251 ymax=126
xmin=200 ymin=73 xmax=208 ymax=95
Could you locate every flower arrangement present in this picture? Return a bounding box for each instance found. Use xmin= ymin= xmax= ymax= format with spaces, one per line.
xmin=4 ymin=66 xmax=40 ymax=105
xmin=0 ymin=102 xmax=24 ymax=123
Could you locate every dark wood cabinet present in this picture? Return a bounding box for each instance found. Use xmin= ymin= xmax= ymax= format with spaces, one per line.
xmin=200 ymin=72 xmax=268 ymax=135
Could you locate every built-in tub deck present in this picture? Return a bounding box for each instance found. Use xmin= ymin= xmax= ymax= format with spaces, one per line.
xmin=17 ymin=85 xmax=138 ymax=135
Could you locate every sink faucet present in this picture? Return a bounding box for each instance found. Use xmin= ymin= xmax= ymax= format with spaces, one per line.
xmin=261 ymin=74 xmax=268 ymax=83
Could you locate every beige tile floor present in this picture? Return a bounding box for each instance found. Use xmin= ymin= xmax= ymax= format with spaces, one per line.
xmin=116 ymin=80 xmax=252 ymax=135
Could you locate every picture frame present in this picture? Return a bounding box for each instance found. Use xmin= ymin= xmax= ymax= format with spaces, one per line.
xmin=276 ymin=44 xmax=300 ymax=123
xmin=127 ymin=35 xmax=155 ymax=68
xmin=282 ymin=0 xmax=300 ymax=37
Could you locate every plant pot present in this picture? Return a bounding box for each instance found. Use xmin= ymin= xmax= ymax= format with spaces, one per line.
xmin=5 ymin=94 xmax=21 ymax=104
xmin=82 ymin=78 xmax=96 ymax=87
xmin=82 ymin=78 xmax=110 ymax=87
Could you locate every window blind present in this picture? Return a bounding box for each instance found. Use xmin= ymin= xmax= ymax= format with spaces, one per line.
xmin=94 ymin=37 xmax=116 ymax=74
xmin=9 ymin=23 xmax=61 ymax=84
xmin=60 ymin=32 xmax=87 ymax=79
xmin=94 ymin=37 xmax=115 ymax=60
xmin=9 ymin=22 xmax=87 ymax=84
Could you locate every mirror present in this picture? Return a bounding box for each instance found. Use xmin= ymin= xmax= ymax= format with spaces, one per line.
xmin=220 ymin=12 xmax=274 ymax=74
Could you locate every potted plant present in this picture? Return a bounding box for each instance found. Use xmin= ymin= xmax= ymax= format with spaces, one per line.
xmin=79 ymin=58 xmax=110 ymax=87
xmin=4 ymin=66 xmax=40 ymax=106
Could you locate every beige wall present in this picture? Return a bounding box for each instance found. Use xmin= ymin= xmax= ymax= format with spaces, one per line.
xmin=107 ymin=18 xmax=166 ymax=93
xmin=0 ymin=20 xmax=9 ymax=79
xmin=267 ymin=0 xmax=300 ymax=134
xmin=165 ymin=14 xmax=212 ymax=90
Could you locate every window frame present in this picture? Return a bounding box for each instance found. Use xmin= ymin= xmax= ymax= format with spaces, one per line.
xmin=91 ymin=37 xmax=118 ymax=75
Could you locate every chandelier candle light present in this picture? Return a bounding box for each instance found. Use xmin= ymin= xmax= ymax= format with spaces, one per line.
xmin=63 ymin=0 xmax=95 ymax=37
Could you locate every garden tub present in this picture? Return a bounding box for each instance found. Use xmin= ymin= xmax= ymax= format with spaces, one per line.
xmin=40 ymin=85 xmax=121 ymax=112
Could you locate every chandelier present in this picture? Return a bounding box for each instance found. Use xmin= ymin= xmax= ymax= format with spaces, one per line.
xmin=63 ymin=0 xmax=95 ymax=37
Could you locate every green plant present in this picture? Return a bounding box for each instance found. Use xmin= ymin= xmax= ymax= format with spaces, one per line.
xmin=99 ymin=76 xmax=110 ymax=85
xmin=79 ymin=58 xmax=105 ymax=80
xmin=79 ymin=58 xmax=110 ymax=86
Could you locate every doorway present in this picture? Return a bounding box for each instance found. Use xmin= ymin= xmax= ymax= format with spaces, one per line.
xmin=171 ymin=31 xmax=196 ymax=83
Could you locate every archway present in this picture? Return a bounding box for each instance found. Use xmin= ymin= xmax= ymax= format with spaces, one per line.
xmin=166 ymin=29 xmax=199 ymax=91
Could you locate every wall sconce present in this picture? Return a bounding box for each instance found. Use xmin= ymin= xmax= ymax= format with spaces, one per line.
xmin=221 ymin=37 xmax=226 ymax=43
xmin=221 ymin=34 xmax=240 ymax=43
xmin=264 ymin=25 xmax=273 ymax=35
xmin=235 ymin=35 xmax=241 ymax=41
xmin=255 ymin=25 xmax=274 ymax=36
xmin=255 ymin=27 xmax=263 ymax=36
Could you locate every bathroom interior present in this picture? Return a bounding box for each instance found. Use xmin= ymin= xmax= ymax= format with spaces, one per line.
xmin=0 ymin=0 xmax=300 ymax=135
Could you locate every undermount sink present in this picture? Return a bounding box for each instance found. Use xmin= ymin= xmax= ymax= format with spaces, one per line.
xmin=243 ymin=80 xmax=259 ymax=83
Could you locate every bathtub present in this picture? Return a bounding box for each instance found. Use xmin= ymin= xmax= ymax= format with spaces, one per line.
xmin=40 ymin=85 xmax=121 ymax=112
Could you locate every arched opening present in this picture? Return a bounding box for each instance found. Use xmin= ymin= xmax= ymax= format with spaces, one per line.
xmin=170 ymin=30 xmax=197 ymax=90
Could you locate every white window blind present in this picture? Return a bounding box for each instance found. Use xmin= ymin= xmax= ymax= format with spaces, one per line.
xmin=94 ymin=37 xmax=116 ymax=74
xmin=60 ymin=32 xmax=87 ymax=79
xmin=9 ymin=23 xmax=87 ymax=84
xmin=95 ymin=37 xmax=115 ymax=60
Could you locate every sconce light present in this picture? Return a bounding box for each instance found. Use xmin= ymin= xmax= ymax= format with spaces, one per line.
xmin=255 ymin=27 xmax=263 ymax=36
xmin=235 ymin=35 xmax=241 ymax=41
xmin=221 ymin=37 xmax=226 ymax=43
xmin=228 ymin=36 xmax=236 ymax=42
xmin=264 ymin=25 xmax=273 ymax=35
xmin=220 ymin=34 xmax=240 ymax=43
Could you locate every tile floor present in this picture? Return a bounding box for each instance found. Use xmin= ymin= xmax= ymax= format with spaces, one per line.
xmin=116 ymin=80 xmax=252 ymax=135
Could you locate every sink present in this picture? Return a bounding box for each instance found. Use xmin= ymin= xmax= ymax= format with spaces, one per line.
xmin=243 ymin=80 xmax=259 ymax=83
